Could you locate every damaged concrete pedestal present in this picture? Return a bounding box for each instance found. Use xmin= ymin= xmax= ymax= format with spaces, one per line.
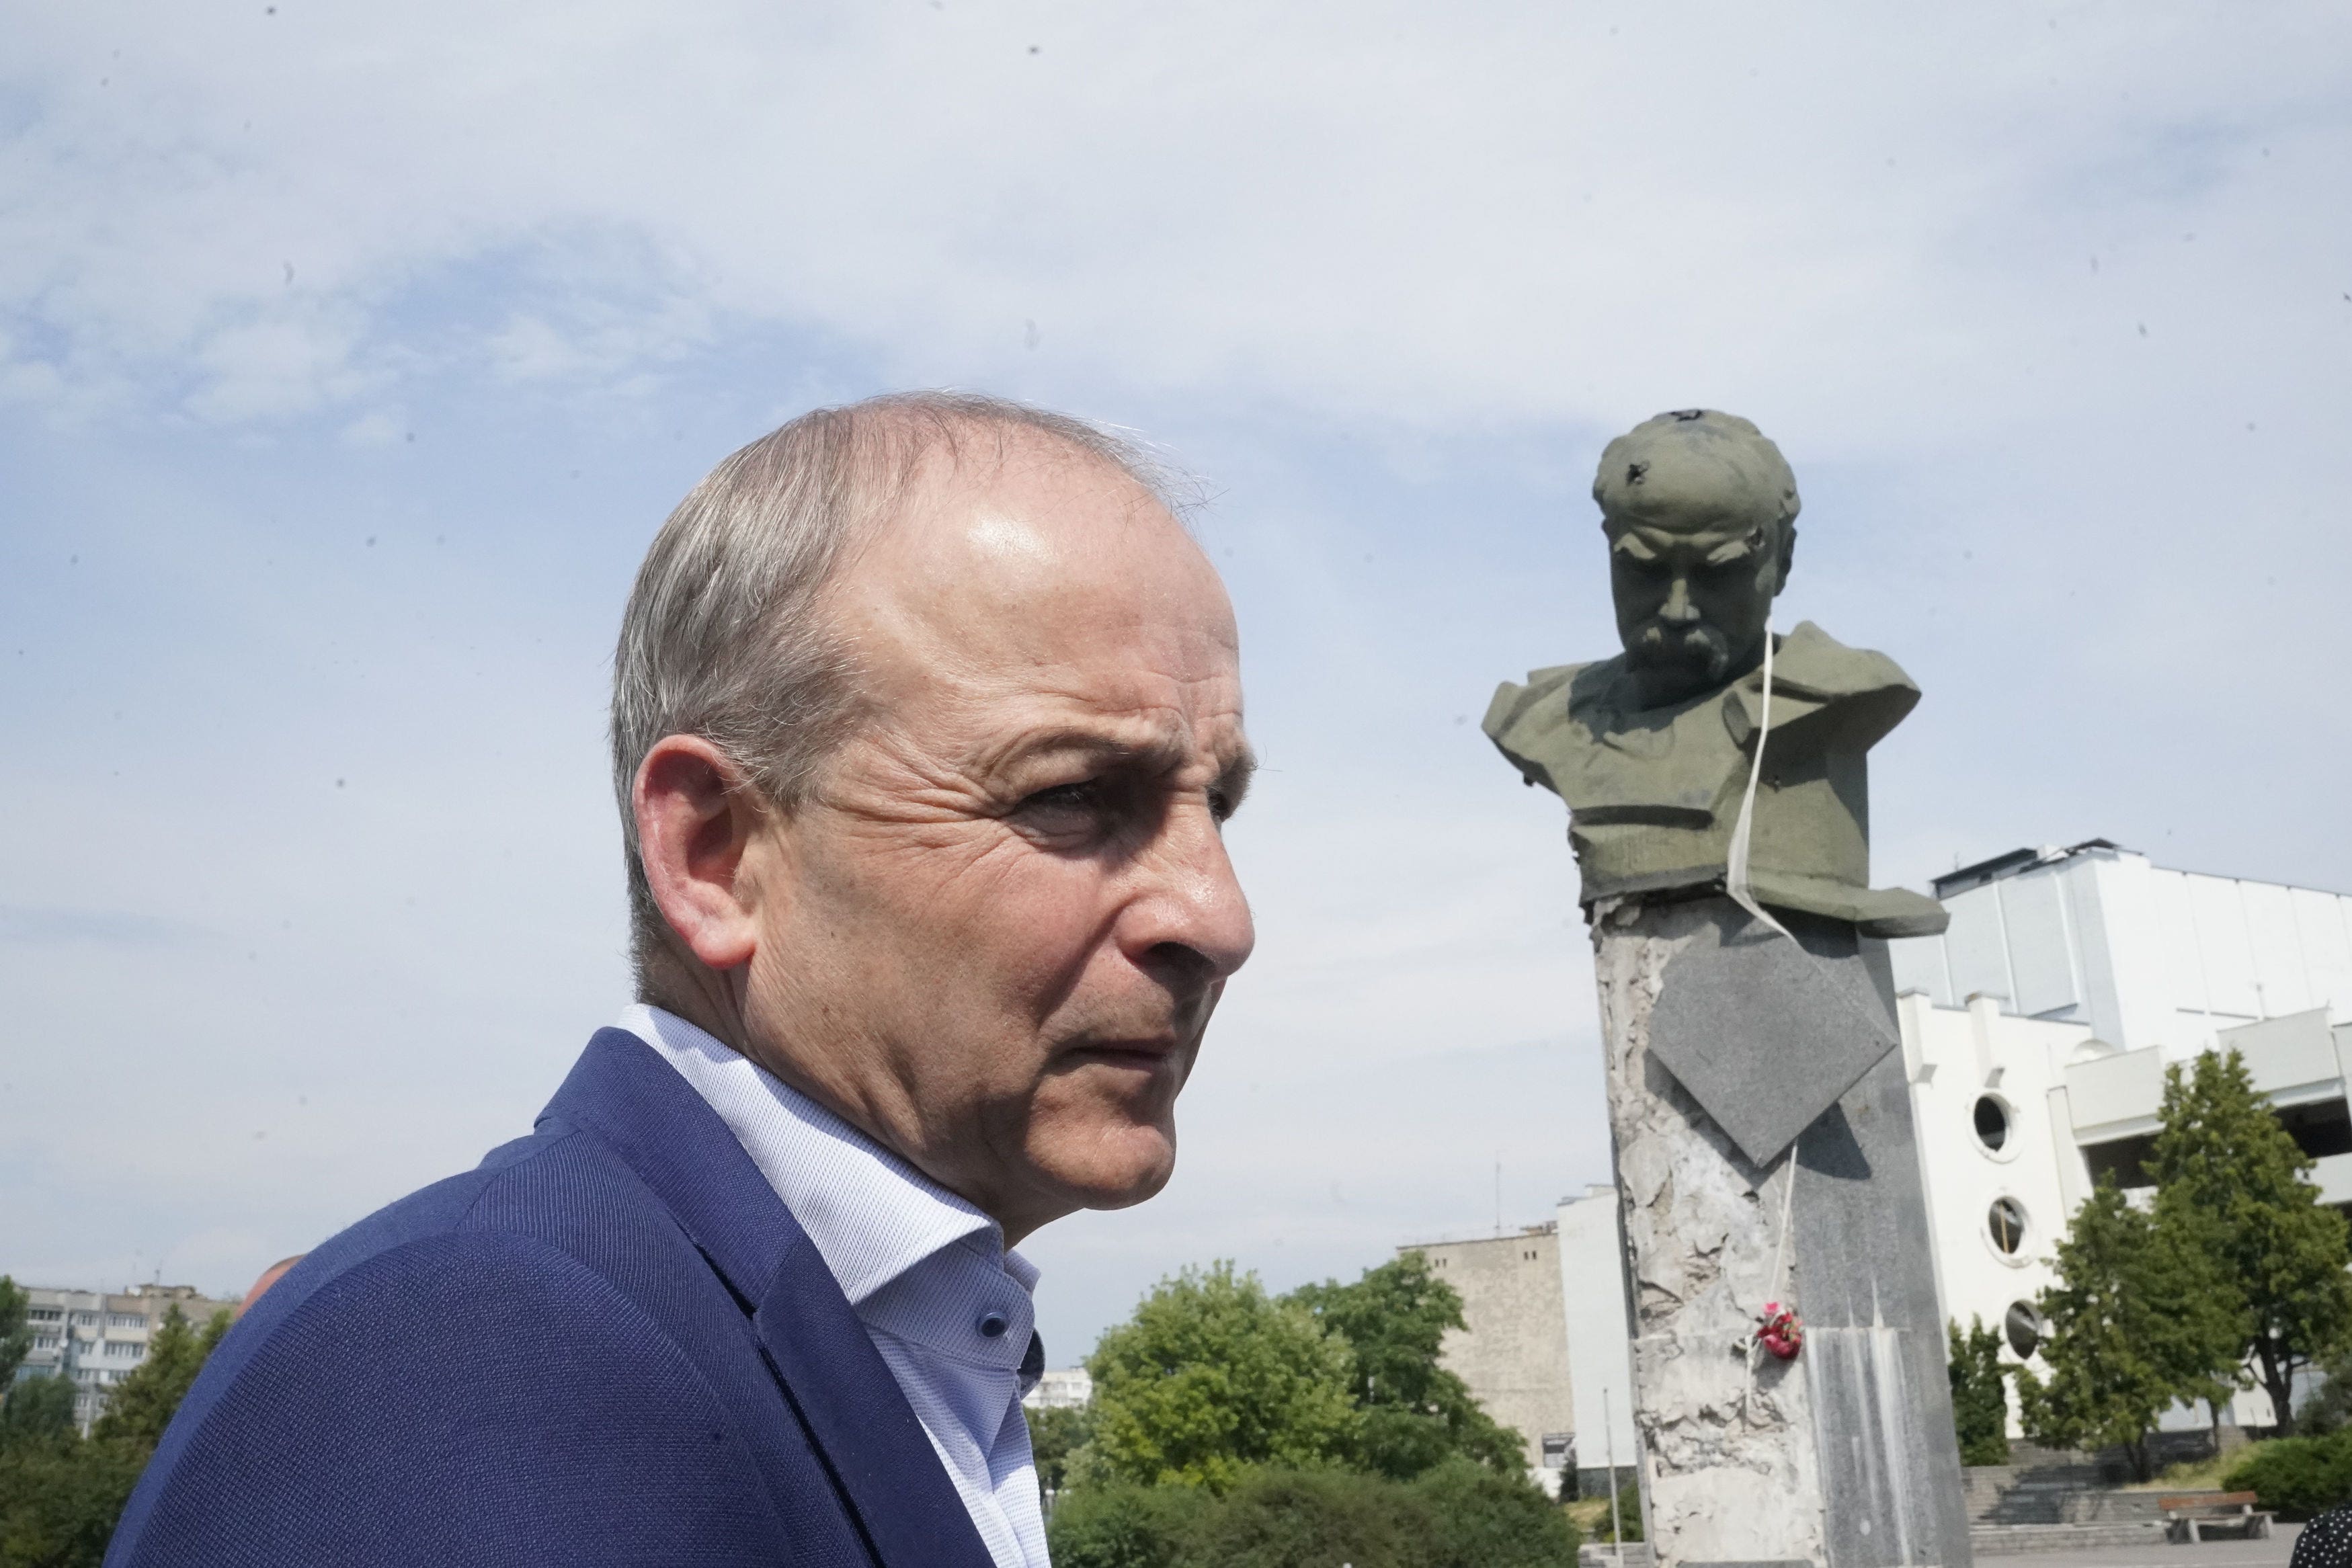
xmin=1594 ymin=895 xmax=1972 ymax=1568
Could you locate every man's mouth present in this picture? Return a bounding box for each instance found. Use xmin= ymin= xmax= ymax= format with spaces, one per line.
xmin=1063 ymin=1038 xmax=1180 ymax=1071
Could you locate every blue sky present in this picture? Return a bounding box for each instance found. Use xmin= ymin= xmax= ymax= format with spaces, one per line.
xmin=4 ymin=0 xmax=2350 ymax=1364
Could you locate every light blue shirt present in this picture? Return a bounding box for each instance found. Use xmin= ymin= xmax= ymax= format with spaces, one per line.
xmin=620 ymin=1005 xmax=1050 ymax=1568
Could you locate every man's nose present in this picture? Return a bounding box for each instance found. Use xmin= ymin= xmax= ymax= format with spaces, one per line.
xmin=1127 ymin=801 xmax=1256 ymax=984
xmin=1658 ymin=575 xmax=1700 ymax=623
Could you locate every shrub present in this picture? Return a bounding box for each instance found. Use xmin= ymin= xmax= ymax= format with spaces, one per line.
xmin=1046 ymin=1480 xmax=1211 ymax=1568
xmin=1049 ymin=1464 xmax=1582 ymax=1568
xmin=1408 ymin=1458 xmax=1580 ymax=1568
xmin=2224 ymin=1432 xmax=2352 ymax=1519
xmin=1182 ymin=1467 xmax=1416 ymax=1568
xmin=1611 ymin=1483 xmax=1644 ymax=1544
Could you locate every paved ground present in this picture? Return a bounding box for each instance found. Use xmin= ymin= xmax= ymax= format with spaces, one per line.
xmin=1994 ymin=1524 xmax=2297 ymax=1568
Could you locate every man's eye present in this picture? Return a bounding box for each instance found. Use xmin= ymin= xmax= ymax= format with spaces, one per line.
xmin=1018 ymin=781 xmax=1106 ymax=818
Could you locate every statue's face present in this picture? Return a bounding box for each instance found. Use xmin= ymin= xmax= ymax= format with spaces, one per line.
xmin=1607 ymin=507 xmax=1792 ymax=709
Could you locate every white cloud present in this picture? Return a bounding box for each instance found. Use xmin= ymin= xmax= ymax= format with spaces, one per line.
xmin=3 ymin=1 xmax=2345 ymax=449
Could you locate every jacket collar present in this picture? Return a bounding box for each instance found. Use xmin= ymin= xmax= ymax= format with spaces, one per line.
xmin=539 ymin=1029 xmax=998 ymax=1568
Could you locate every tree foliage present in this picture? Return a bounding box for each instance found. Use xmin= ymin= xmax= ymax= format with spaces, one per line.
xmin=0 ymin=1378 xmax=77 ymax=1451
xmin=1086 ymin=1263 xmax=1356 ymax=1492
xmin=0 ymin=1302 xmax=235 ymax=1567
xmin=1047 ymin=1461 xmax=1578 ymax=1568
xmin=1289 ymin=1253 xmax=1527 ymax=1479
xmin=1046 ymin=1481 xmax=1213 ymax=1568
xmin=2224 ymin=1431 xmax=2352 ymax=1518
xmin=1947 ymin=1318 xmax=2012 ymax=1467
xmin=1607 ymin=1481 xmax=1644 ymax=1544
xmin=1025 ymin=1402 xmax=1092 ymax=1496
xmin=93 ymin=1307 xmax=230 ymax=1452
xmin=2152 ymin=1048 xmax=2352 ymax=1435
xmin=0 ymin=1282 xmax=29 ymax=1392
xmin=2016 ymin=1179 xmax=2245 ymax=1479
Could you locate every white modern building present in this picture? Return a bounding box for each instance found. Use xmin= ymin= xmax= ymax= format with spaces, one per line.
xmin=13 ymin=1282 xmax=239 ymax=1431
xmin=1887 ymin=839 xmax=2352 ymax=1428
xmin=1545 ymin=839 xmax=2352 ymax=1452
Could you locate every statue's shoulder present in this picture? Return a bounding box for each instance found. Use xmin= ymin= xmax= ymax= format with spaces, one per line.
xmin=1482 ymin=657 xmax=1614 ymax=744
xmin=1773 ymin=621 xmax=1917 ymax=700
xmin=1745 ymin=622 xmax=1921 ymax=752
xmin=1482 ymin=656 xmax=1621 ymax=795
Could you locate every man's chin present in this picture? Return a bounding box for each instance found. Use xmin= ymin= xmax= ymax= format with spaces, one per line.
xmin=1032 ymin=1128 xmax=1178 ymax=1214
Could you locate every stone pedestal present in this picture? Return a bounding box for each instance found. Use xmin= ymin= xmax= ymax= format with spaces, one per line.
xmin=1593 ymin=895 xmax=1972 ymax=1568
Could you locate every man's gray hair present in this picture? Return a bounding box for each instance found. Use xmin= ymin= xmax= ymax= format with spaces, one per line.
xmin=610 ymin=390 xmax=1182 ymax=989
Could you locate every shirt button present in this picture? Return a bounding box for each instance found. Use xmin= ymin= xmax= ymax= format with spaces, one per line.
xmin=978 ymin=1311 xmax=1009 ymax=1338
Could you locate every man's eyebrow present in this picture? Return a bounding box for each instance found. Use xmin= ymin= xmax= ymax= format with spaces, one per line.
xmin=994 ymin=727 xmax=1190 ymax=772
xmin=1609 ymin=532 xmax=1660 ymax=562
xmin=1703 ymin=534 xmax=1760 ymax=565
xmin=1214 ymin=745 xmax=1258 ymax=815
xmin=989 ymin=726 xmax=1257 ymax=809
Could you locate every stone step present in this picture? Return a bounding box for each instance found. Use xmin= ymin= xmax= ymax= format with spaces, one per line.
xmin=1971 ymin=1522 xmax=2171 ymax=1557
xmin=1578 ymin=1546 xmax=1653 ymax=1568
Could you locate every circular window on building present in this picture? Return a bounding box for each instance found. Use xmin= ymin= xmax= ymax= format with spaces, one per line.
xmin=1973 ymin=1096 xmax=2010 ymax=1153
xmin=2004 ymin=1301 xmax=2043 ymax=1359
xmin=1987 ymin=1197 xmax=2029 ymax=1256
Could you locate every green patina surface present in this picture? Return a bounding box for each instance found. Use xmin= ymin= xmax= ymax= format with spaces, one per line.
xmin=1486 ymin=409 xmax=1946 ymax=940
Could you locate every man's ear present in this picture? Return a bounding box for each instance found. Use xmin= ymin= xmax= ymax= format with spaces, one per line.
xmin=633 ymin=735 xmax=768 ymax=973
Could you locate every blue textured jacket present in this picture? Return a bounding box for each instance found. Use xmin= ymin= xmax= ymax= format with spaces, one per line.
xmin=105 ymin=1029 xmax=999 ymax=1568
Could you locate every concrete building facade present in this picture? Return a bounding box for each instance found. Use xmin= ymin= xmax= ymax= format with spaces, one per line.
xmin=1399 ymin=1222 xmax=1578 ymax=1487
xmin=1021 ymin=1366 xmax=1093 ymax=1411
xmin=14 ymin=1283 xmax=239 ymax=1431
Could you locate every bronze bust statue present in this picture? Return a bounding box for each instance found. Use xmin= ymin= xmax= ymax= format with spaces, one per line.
xmin=1483 ymin=409 xmax=1945 ymax=938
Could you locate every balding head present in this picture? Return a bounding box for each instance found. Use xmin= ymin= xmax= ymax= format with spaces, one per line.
xmin=612 ymin=393 xmax=1190 ymax=991
xmin=621 ymin=396 xmax=1253 ymax=1240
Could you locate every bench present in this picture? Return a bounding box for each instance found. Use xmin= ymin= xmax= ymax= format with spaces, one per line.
xmin=2159 ymin=1491 xmax=2275 ymax=1543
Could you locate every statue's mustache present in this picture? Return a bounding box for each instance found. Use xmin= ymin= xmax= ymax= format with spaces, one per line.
xmin=1630 ymin=620 xmax=1732 ymax=679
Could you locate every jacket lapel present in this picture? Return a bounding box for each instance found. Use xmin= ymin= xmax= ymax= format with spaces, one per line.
xmin=540 ymin=1030 xmax=999 ymax=1568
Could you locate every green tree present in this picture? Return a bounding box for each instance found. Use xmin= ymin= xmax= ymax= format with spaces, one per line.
xmin=0 ymin=1378 xmax=77 ymax=1452
xmin=93 ymin=1307 xmax=229 ymax=1450
xmin=2016 ymin=1179 xmax=2244 ymax=1479
xmin=0 ymin=1301 xmax=234 ymax=1567
xmin=0 ymin=1281 xmax=30 ymax=1391
xmin=2296 ymin=1349 xmax=2352 ymax=1437
xmin=0 ymin=1438 xmax=147 ymax=1568
xmin=1086 ymin=1263 xmax=1355 ymax=1492
xmin=2152 ymin=1048 xmax=2352 ymax=1434
xmin=1947 ymin=1317 xmax=2012 ymax=1467
xmin=1026 ymin=1402 xmax=1092 ymax=1496
xmin=1287 ymin=1254 xmax=1528 ymax=1480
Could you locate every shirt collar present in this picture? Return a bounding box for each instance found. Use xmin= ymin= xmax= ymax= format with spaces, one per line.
xmin=618 ymin=1004 xmax=1037 ymax=1315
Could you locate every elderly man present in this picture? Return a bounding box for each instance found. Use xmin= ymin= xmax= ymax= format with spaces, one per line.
xmin=108 ymin=394 xmax=1256 ymax=1567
